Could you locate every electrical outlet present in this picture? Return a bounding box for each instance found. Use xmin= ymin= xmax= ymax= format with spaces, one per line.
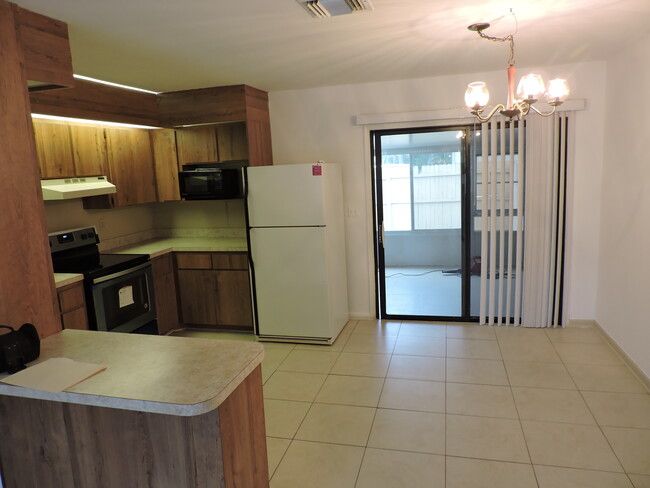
xmin=97 ymin=218 xmax=106 ymax=232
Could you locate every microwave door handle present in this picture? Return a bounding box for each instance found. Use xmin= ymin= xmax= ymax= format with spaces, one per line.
xmin=92 ymin=261 xmax=151 ymax=284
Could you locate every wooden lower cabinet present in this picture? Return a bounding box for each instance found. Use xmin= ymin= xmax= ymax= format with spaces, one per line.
xmin=177 ymin=269 xmax=219 ymax=326
xmin=0 ymin=366 xmax=269 ymax=488
xmin=151 ymin=254 xmax=180 ymax=335
xmin=56 ymin=281 xmax=88 ymax=331
xmin=215 ymin=270 xmax=253 ymax=328
xmin=176 ymin=252 xmax=253 ymax=330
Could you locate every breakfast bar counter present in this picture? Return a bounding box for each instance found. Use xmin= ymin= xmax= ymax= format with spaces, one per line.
xmin=0 ymin=330 xmax=269 ymax=487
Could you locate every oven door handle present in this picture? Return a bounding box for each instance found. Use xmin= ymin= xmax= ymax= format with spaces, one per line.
xmin=92 ymin=261 xmax=151 ymax=284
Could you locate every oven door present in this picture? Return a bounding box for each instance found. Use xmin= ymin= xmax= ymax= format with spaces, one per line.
xmin=90 ymin=262 xmax=157 ymax=334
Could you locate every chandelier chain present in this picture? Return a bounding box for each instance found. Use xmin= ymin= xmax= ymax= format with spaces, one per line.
xmin=476 ymin=29 xmax=515 ymax=66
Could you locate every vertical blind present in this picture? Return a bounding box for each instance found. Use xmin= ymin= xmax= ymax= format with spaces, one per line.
xmin=479 ymin=113 xmax=571 ymax=327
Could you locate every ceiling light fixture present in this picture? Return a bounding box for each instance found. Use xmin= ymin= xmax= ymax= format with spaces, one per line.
xmin=297 ymin=0 xmax=373 ymax=19
xmin=464 ymin=19 xmax=570 ymax=123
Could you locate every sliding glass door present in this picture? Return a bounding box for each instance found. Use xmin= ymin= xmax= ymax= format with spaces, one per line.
xmin=372 ymin=126 xmax=472 ymax=320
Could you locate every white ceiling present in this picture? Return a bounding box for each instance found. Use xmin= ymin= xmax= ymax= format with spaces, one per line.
xmin=13 ymin=0 xmax=650 ymax=93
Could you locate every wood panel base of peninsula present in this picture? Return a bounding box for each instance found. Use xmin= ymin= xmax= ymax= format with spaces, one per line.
xmin=0 ymin=366 xmax=268 ymax=488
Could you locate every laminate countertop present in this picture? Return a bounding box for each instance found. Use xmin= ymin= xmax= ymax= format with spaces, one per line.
xmin=0 ymin=329 xmax=264 ymax=416
xmin=109 ymin=236 xmax=248 ymax=258
xmin=53 ymin=236 xmax=248 ymax=289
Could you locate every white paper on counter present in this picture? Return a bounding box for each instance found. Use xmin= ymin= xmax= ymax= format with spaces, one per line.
xmin=0 ymin=357 xmax=107 ymax=392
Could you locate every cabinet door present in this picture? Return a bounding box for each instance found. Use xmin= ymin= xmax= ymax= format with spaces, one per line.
xmin=175 ymin=127 xmax=218 ymax=167
xmin=152 ymin=254 xmax=179 ymax=335
xmin=69 ymin=124 xmax=107 ymax=176
xmin=32 ymin=119 xmax=75 ymax=178
xmin=151 ymin=129 xmax=181 ymax=202
xmin=61 ymin=308 xmax=89 ymax=330
xmin=215 ymin=270 xmax=253 ymax=328
xmin=104 ymin=127 xmax=157 ymax=207
xmin=177 ymin=270 xmax=218 ymax=325
xmin=215 ymin=122 xmax=248 ymax=161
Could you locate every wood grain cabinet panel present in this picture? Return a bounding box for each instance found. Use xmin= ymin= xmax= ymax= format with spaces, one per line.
xmin=56 ymin=282 xmax=88 ymax=331
xmin=175 ymin=252 xmax=252 ymax=330
xmin=0 ymin=366 xmax=269 ymax=488
xmin=151 ymin=128 xmax=181 ymax=202
xmin=152 ymin=254 xmax=180 ymax=335
xmin=175 ymin=126 xmax=218 ymax=167
xmin=212 ymin=252 xmax=248 ymax=270
xmin=215 ymin=270 xmax=253 ymax=328
xmin=103 ymin=127 xmax=157 ymax=207
xmin=32 ymin=118 xmax=75 ymax=178
xmin=60 ymin=307 xmax=89 ymax=331
xmin=215 ymin=122 xmax=248 ymax=161
xmin=177 ymin=269 xmax=219 ymax=326
xmin=69 ymin=123 xmax=107 ymax=176
xmin=176 ymin=253 xmax=213 ymax=270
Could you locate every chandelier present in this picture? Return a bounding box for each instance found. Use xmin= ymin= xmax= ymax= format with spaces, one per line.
xmin=464 ymin=21 xmax=570 ymax=123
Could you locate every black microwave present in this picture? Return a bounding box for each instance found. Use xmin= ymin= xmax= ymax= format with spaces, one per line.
xmin=178 ymin=161 xmax=246 ymax=200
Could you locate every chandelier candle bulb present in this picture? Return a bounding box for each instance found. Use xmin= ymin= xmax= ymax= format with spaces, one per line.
xmin=465 ymin=82 xmax=490 ymax=111
xmin=545 ymin=78 xmax=570 ymax=105
xmin=517 ymin=74 xmax=545 ymax=103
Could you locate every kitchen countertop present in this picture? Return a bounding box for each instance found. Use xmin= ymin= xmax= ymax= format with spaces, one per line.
xmin=53 ymin=236 xmax=248 ymax=289
xmin=109 ymin=236 xmax=248 ymax=258
xmin=0 ymin=329 xmax=264 ymax=416
xmin=54 ymin=273 xmax=84 ymax=288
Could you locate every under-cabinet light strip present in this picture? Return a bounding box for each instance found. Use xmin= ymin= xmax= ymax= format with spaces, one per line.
xmin=31 ymin=113 xmax=161 ymax=130
xmin=73 ymin=74 xmax=160 ymax=94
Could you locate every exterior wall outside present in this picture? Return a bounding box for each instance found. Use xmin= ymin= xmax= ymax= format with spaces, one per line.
xmin=269 ymin=61 xmax=607 ymax=320
xmin=597 ymin=32 xmax=650 ymax=378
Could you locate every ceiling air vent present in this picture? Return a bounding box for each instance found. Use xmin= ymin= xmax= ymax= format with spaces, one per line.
xmin=298 ymin=0 xmax=373 ymax=18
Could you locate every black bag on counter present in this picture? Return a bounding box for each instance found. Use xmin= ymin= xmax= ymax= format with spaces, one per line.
xmin=0 ymin=323 xmax=40 ymax=374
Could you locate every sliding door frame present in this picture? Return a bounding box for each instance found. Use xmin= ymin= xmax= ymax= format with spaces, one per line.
xmin=370 ymin=124 xmax=476 ymax=322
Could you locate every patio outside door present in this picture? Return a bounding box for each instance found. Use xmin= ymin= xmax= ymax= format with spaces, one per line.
xmin=372 ymin=126 xmax=474 ymax=321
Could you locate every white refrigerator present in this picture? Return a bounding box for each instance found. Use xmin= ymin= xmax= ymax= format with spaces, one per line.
xmin=247 ymin=163 xmax=349 ymax=343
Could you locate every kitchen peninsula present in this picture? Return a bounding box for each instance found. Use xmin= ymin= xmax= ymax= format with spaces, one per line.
xmin=0 ymin=330 xmax=268 ymax=487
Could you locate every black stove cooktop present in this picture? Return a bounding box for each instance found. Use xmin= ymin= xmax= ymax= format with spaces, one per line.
xmin=55 ymin=253 xmax=150 ymax=280
xmin=49 ymin=227 xmax=150 ymax=280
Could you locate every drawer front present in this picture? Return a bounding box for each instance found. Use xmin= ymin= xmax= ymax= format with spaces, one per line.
xmin=176 ymin=253 xmax=212 ymax=270
xmin=212 ymin=252 xmax=248 ymax=270
xmin=58 ymin=283 xmax=85 ymax=314
xmin=61 ymin=307 xmax=89 ymax=330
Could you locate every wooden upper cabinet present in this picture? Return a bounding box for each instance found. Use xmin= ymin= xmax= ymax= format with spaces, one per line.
xmin=151 ymin=129 xmax=181 ymax=202
xmin=175 ymin=126 xmax=218 ymax=167
xmin=103 ymin=127 xmax=157 ymax=207
xmin=158 ymin=85 xmax=272 ymax=167
xmin=69 ymin=124 xmax=107 ymax=176
xmin=216 ymin=122 xmax=248 ymax=161
xmin=32 ymin=118 xmax=74 ymax=178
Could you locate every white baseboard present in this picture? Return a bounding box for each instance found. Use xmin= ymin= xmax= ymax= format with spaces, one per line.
xmin=583 ymin=320 xmax=650 ymax=394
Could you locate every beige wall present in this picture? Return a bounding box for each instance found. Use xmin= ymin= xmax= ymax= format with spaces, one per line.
xmin=153 ymin=199 xmax=246 ymax=230
xmin=268 ymin=61 xmax=607 ymax=320
xmin=44 ymin=200 xmax=155 ymax=239
xmin=44 ymin=198 xmax=246 ymax=239
xmin=597 ymin=32 xmax=650 ymax=377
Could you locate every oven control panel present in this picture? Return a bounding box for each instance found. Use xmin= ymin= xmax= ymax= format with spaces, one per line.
xmin=49 ymin=227 xmax=99 ymax=254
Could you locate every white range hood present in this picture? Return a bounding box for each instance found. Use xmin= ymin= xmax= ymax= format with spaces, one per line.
xmin=41 ymin=176 xmax=116 ymax=200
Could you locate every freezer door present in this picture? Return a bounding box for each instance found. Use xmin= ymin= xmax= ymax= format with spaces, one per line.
xmin=247 ymin=164 xmax=327 ymax=227
xmin=250 ymin=227 xmax=331 ymax=339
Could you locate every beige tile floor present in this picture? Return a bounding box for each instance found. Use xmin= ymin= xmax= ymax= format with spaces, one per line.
xmin=176 ymin=321 xmax=650 ymax=488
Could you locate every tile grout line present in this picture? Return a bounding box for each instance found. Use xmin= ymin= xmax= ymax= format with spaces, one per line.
xmin=352 ymin=319 xmax=403 ymax=488
xmin=496 ymin=331 xmax=541 ymax=488
xmin=548 ymin=335 xmax=634 ymax=482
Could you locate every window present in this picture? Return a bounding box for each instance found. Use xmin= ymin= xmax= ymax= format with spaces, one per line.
xmin=381 ymin=132 xmax=463 ymax=231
